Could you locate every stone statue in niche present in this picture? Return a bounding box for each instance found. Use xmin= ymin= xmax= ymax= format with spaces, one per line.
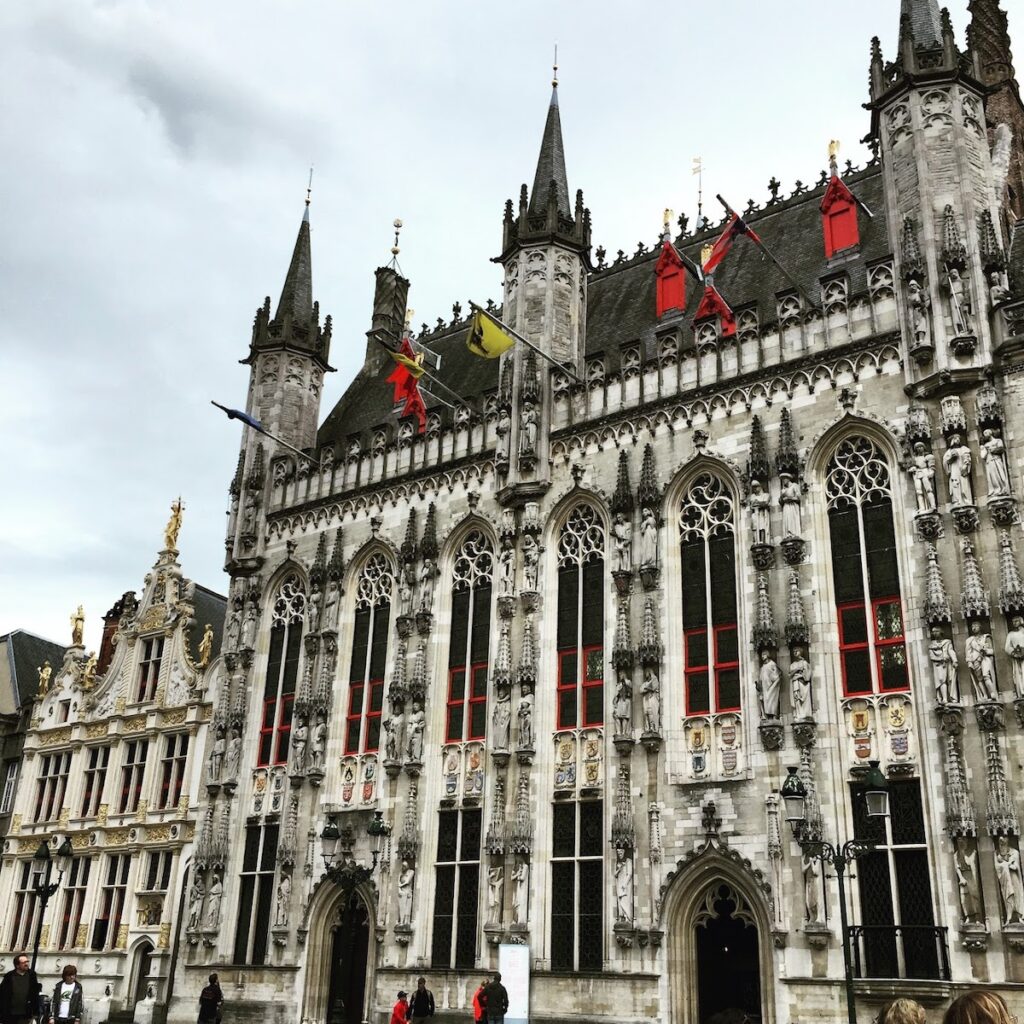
xmin=639 ymin=507 xmax=658 ymax=568
xmin=307 ymin=587 xmax=322 ymax=631
xmin=520 ymin=401 xmax=538 ymax=455
xmin=418 ymin=558 xmax=436 ymax=612
xmin=1004 ymin=617 xmax=1024 ymax=699
xmin=406 ymin=702 xmax=425 ymax=761
xmin=929 ymin=627 xmax=960 ymax=705
xmin=909 ymin=443 xmax=938 ymax=513
xmin=208 ymin=727 xmax=225 ymax=783
xmin=487 ymin=865 xmax=503 ymax=921
xmin=522 ymin=534 xmax=539 ymax=591
xmin=641 ymin=668 xmax=661 ymax=733
xmin=789 ymin=647 xmax=813 ymax=720
xmin=241 ymin=603 xmax=258 ymax=650
xmin=205 ymin=874 xmax=223 ymax=929
xmin=779 ymin=472 xmax=802 ymax=538
xmin=954 ymin=836 xmax=983 ymax=924
xmin=242 ymin=492 xmax=258 ymax=535
xmin=906 ymin=278 xmax=931 ymax=349
xmin=384 ymin=711 xmax=403 ymax=762
xmin=947 ymin=268 xmax=973 ymax=336
xmin=496 ymin=407 xmax=512 ymax=461
xmin=756 ymin=650 xmax=782 ymax=719
xmin=511 ymin=857 xmax=529 ymax=926
xmin=226 ymin=609 xmax=241 ymax=650
xmin=614 ymin=847 xmax=634 ymax=924
xmin=517 ymin=690 xmax=535 ymax=748
xmin=187 ymin=876 xmax=204 ymax=930
xmin=492 ymin=684 xmax=511 ymax=751
xmin=225 ymin=729 xmax=242 ymax=780
xmin=802 ymin=851 xmax=821 ymax=922
xmin=291 ymin=716 xmax=308 ymax=770
xmin=943 ymin=434 xmax=974 ymax=507
xmin=995 ymin=837 xmax=1024 ymax=924
xmin=989 ymin=272 xmax=1011 ymax=307
xmin=310 ymin=716 xmax=327 ymax=771
xmin=398 ymin=569 xmax=414 ymax=618
xmin=498 ymin=540 xmax=515 ymax=597
xmin=965 ymin=621 xmax=999 ymax=702
xmin=397 ymin=861 xmax=415 ymax=926
xmin=612 ymin=513 xmax=633 ymax=573
xmin=980 ymin=429 xmax=1011 ymax=497
xmin=748 ymin=480 xmax=771 ymax=545
xmin=324 ymin=583 xmax=339 ymax=630
xmin=273 ymin=872 xmax=291 ymax=928
xmin=613 ymin=672 xmax=633 ymax=736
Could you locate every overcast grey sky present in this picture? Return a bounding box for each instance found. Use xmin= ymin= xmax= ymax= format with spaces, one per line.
xmin=1 ymin=0 xmax=974 ymax=652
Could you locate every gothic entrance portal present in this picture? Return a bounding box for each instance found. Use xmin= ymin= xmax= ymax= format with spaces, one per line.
xmin=326 ymin=892 xmax=371 ymax=1024
xmin=694 ymin=883 xmax=762 ymax=1024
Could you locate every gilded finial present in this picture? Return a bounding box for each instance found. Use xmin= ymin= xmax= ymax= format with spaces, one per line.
xmin=552 ymin=43 xmax=558 ymax=87
xmin=828 ymin=140 xmax=839 ymax=177
xmin=164 ymin=497 xmax=184 ymax=551
xmin=392 ymin=218 xmax=403 ymax=257
xmin=701 ymin=242 xmax=714 ymax=268
xmin=70 ymin=606 xmax=85 ymax=647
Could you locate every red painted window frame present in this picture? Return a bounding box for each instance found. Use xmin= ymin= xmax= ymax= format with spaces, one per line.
xmin=344 ymin=683 xmax=365 ymax=755
xmin=713 ymin=624 xmax=741 ymax=713
xmin=837 ymin=599 xmax=871 ymax=696
xmin=683 ymin=625 xmax=739 ymax=715
xmin=365 ymin=677 xmax=385 ymax=751
xmin=557 ymin=649 xmax=578 ymax=731
xmin=872 ymin=596 xmax=909 ymax=693
xmin=272 ymin=694 xmax=294 ymax=764
xmin=445 ymin=662 xmax=489 ymax=743
xmin=581 ymin=643 xmax=604 ymax=728
xmin=837 ymin=597 xmax=908 ymax=696
xmin=684 ymin=626 xmax=711 ymax=717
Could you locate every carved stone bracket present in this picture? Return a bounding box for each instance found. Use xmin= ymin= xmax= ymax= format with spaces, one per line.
xmin=792 ymin=720 xmax=817 ymax=749
xmin=394 ymin=923 xmax=413 ymax=946
xmin=383 ymin=758 xmax=402 ymax=781
xmin=951 ymin=334 xmax=978 ymax=357
xmin=960 ymin=922 xmax=989 ymax=952
xmin=759 ymin=720 xmax=784 ymax=751
xmin=937 ymin=704 xmax=965 ymax=736
xmin=640 ymin=730 xmax=663 ymax=753
xmin=751 ymin=543 xmax=775 ymax=571
xmin=497 ymin=595 xmax=516 ymax=620
xmin=613 ymin=734 xmax=635 ymax=756
xmin=989 ymin=496 xmax=1018 ymax=528
xmin=612 ymin=570 xmax=633 ymax=598
xmin=974 ymin=700 xmax=1004 ymax=732
xmin=396 ymin=616 xmax=414 ymax=640
xmin=804 ymin=922 xmax=831 ymax=950
xmin=915 ymin=511 xmax=942 ymax=542
xmin=780 ymin=537 xmax=806 ymax=566
xmin=952 ymin=505 xmax=980 ymax=534
xmin=613 ymin=922 xmax=636 ymax=948
xmin=1005 ymin=922 xmax=1024 ymax=953
xmin=639 ymin=565 xmax=661 ymax=591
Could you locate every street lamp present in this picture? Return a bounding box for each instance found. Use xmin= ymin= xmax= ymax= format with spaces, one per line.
xmin=320 ymin=812 xmax=391 ymax=891
xmin=784 ymin=760 xmax=889 ymax=1024
xmin=30 ymin=836 xmax=73 ymax=971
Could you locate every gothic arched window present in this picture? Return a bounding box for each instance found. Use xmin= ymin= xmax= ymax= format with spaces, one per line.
xmin=679 ymin=474 xmax=739 ymax=716
xmin=825 ymin=436 xmax=908 ymax=695
xmin=345 ymin=553 xmax=394 ymax=755
xmin=446 ymin=532 xmax=494 ymax=743
xmin=557 ymin=505 xmax=606 ymax=730
xmin=258 ymin=575 xmax=305 ymax=766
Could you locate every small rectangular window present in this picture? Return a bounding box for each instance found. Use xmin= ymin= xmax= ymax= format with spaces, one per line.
xmin=0 ymin=760 xmax=19 ymax=814
xmin=118 ymin=740 xmax=149 ymax=814
xmin=137 ymin=637 xmax=165 ymax=702
xmin=80 ymin=746 xmax=110 ymax=818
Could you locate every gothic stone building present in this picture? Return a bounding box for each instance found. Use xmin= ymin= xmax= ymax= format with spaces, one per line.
xmin=0 ymin=525 xmax=226 ymax=1024
xmin=175 ymin=2 xmax=1024 ymax=1022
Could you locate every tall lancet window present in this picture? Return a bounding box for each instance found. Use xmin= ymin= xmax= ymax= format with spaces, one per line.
xmin=556 ymin=505 xmax=606 ymax=730
xmin=258 ymin=575 xmax=305 ymax=766
xmin=345 ymin=553 xmax=394 ymax=755
xmin=679 ymin=474 xmax=739 ymax=716
xmin=825 ymin=436 xmax=908 ymax=695
xmin=446 ymin=531 xmax=493 ymax=743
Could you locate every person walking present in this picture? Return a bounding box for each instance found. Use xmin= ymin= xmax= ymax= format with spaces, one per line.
xmin=408 ymin=977 xmax=434 ymax=1023
xmin=48 ymin=965 xmax=84 ymax=1024
xmin=875 ymin=998 xmax=925 ymax=1024
xmin=0 ymin=953 xmax=42 ymax=1024
xmin=472 ymin=979 xmax=489 ymax=1024
xmin=197 ymin=973 xmax=223 ymax=1024
xmin=389 ymin=990 xmax=409 ymax=1024
xmin=944 ymin=991 xmax=1017 ymax=1024
xmin=483 ymin=973 xmax=508 ymax=1024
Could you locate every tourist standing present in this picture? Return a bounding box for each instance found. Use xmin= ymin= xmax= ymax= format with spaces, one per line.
xmin=48 ymin=965 xmax=84 ymax=1024
xmin=472 ymin=979 xmax=488 ymax=1024
xmin=197 ymin=973 xmax=223 ymax=1024
xmin=389 ymin=990 xmax=409 ymax=1024
xmin=408 ymin=977 xmax=434 ymax=1023
xmin=0 ymin=954 xmax=41 ymax=1024
xmin=944 ymin=991 xmax=1016 ymax=1024
xmin=483 ymin=973 xmax=509 ymax=1024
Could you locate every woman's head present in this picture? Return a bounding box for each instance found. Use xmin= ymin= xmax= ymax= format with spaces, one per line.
xmin=944 ymin=991 xmax=1015 ymax=1024
xmin=876 ymin=999 xmax=926 ymax=1024
xmin=208 ymin=973 xmax=218 ymax=985
xmin=62 ymin=965 xmax=78 ymax=982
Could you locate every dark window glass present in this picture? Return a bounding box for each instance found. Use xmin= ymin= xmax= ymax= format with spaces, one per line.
xmin=557 ymin=567 xmax=579 ymax=649
xmin=437 ymin=810 xmax=459 ymax=862
xmin=581 ymin=562 xmax=604 ymax=647
xmin=863 ymin=500 xmax=899 ymax=599
xmin=829 ymin=506 xmax=864 ymax=605
xmin=470 ymin=587 xmax=491 ymax=663
xmin=553 ymin=803 xmax=575 ymax=858
xmin=681 ymin=539 xmax=707 ymax=628
xmin=449 ymin=590 xmax=470 ymax=668
xmin=578 ymin=859 xmax=604 ymax=971
xmin=431 ymin=865 xmax=456 ymax=968
xmin=455 ymin=864 xmax=479 ymax=968
xmin=550 ymin=861 xmax=574 ymax=971
xmin=708 ymin=536 xmax=736 ymax=625
xmin=579 ymin=801 xmax=603 ymax=857
xmin=349 ymin=610 xmax=370 ymax=682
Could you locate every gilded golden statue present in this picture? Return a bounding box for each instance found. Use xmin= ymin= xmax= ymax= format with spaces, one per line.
xmin=81 ymin=651 xmax=98 ymax=690
xmin=165 ymin=498 xmax=184 ymax=551
xmin=197 ymin=623 xmax=214 ymax=668
xmin=38 ymin=661 xmax=52 ymax=696
xmin=70 ymin=605 xmax=85 ymax=646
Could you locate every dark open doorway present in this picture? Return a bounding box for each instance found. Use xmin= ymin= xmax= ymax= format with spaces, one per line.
xmin=326 ymin=892 xmax=370 ymax=1024
xmin=696 ymin=883 xmax=762 ymax=1024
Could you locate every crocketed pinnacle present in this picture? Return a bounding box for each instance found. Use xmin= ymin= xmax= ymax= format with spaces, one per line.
xmin=997 ymin=529 xmax=1024 ymax=614
xmin=752 ymin=573 xmax=778 ymax=651
xmin=968 ymin=0 xmax=1016 ymax=85
xmin=923 ymin=543 xmax=953 ymax=625
xmin=528 ymin=84 xmax=571 ymax=219
xmin=960 ymin=539 xmax=991 ymax=619
xmin=613 ymin=597 xmax=634 ymax=670
xmin=611 ymin=450 xmax=635 ymax=515
xmin=274 ymin=208 xmax=314 ymax=327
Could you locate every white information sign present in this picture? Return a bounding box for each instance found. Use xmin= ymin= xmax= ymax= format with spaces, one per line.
xmin=498 ymin=942 xmax=530 ymax=1024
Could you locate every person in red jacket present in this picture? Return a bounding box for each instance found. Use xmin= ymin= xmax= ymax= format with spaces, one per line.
xmin=471 ymin=979 xmax=489 ymax=1024
xmin=390 ymin=991 xmax=409 ymax=1024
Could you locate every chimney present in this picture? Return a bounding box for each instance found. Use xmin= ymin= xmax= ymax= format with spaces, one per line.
xmin=98 ymin=591 xmax=137 ymax=673
xmin=364 ymin=266 xmax=410 ymax=376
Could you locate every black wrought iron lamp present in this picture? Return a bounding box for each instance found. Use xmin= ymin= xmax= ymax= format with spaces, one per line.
xmin=30 ymin=836 xmax=74 ymax=970
xmin=782 ymin=760 xmax=889 ymax=1024
xmin=320 ymin=811 xmax=391 ymax=891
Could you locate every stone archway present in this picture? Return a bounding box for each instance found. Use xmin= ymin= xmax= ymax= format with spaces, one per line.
xmin=661 ymin=817 xmax=778 ymax=1024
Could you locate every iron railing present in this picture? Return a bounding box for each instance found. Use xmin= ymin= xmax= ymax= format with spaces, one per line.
xmin=847 ymin=924 xmax=951 ymax=981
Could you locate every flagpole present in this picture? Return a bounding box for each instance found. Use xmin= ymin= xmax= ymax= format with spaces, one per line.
xmin=715 ymin=195 xmax=821 ymax=311
xmin=374 ymin=336 xmax=474 ymax=410
xmin=419 ymin=385 xmax=458 ymax=411
xmin=210 ymin=401 xmax=312 ymax=461
xmin=469 ymin=302 xmax=584 ymax=384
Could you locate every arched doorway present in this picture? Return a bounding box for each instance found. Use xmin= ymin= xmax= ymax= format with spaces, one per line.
xmin=128 ymin=941 xmax=154 ymax=1013
xmin=325 ymin=891 xmax=371 ymax=1024
xmin=695 ymin=883 xmax=761 ymax=1023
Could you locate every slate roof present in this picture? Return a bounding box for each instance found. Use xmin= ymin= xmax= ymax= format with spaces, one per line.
xmin=317 ymin=163 xmax=890 ymax=449
xmin=529 ymin=86 xmax=572 ymax=219
xmin=901 ymin=0 xmax=943 ymax=48
xmin=0 ymin=630 xmax=65 ymax=717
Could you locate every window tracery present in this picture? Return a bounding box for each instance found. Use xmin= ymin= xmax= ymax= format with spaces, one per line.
xmin=260 ymin=574 xmax=307 ymax=766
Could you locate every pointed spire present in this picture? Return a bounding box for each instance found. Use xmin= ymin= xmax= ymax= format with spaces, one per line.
xmin=390 ymin=636 xmax=408 ymax=705
xmin=247 ymin=443 xmax=265 ymax=488
xmin=746 ymin=415 xmax=771 ymax=487
xmin=420 ymin=504 xmax=439 ymax=561
xmin=797 ymin=747 xmax=824 ymax=843
xmin=638 ymin=596 xmax=663 ymax=666
xmin=397 ymin=782 xmax=420 ymax=862
xmin=784 ymin=570 xmax=809 ymax=647
xmin=611 ymin=765 xmax=636 ymax=849
xmin=508 ymin=772 xmax=534 ymax=853
xmin=229 ymin=451 xmax=245 ymax=497
xmin=944 ymin=729 xmax=976 ymax=836
xmin=518 ymin=612 xmax=537 ymax=687
xmin=775 ymin=409 xmax=800 ymax=478
xmin=998 ymin=529 xmax=1024 ymax=615
xmin=637 ymin=444 xmax=659 ymax=509
xmin=960 ymin=539 xmax=991 ymax=619
xmin=901 ymin=217 xmax=924 ymax=282
xmin=978 ymin=209 xmax=1006 ymax=273
xmin=612 ymin=596 xmax=634 ymax=670
xmin=899 ymin=0 xmax=943 ymax=51
xmin=409 ymin=640 xmax=427 ymax=702
xmin=528 ymin=75 xmax=571 ymax=220
xmin=328 ymin=528 xmax=345 ymax=582
xmin=401 ymin=507 xmax=419 ymax=566
xmin=494 ymin=617 xmax=513 ymax=687
xmin=752 ymin=573 xmax=778 ymax=651
xmin=611 ymin=450 xmax=635 ymax=515
xmin=310 ymin=533 xmax=329 ymax=586
xmin=486 ymin=774 xmax=507 ymax=854
xmin=969 ymin=0 xmax=1016 ymax=85
xmin=274 ymin=205 xmax=314 ymax=327
xmin=924 ymin=543 xmax=954 ymax=625
xmin=941 ymin=205 xmax=967 ymax=270
xmin=984 ymin=731 xmax=1019 ymax=835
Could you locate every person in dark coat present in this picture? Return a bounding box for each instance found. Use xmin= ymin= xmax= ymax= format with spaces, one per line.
xmin=0 ymin=954 xmax=41 ymax=1024
xmin=408 ymin=977 xmax=434 ymax=1023
xmin=48 ymin=964 xmax=84 ymax=1024
xmin=197 ymin=973 xmax=224 ymax=1023
xmin=483 ymin=973 xmax=508 ymax=1024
